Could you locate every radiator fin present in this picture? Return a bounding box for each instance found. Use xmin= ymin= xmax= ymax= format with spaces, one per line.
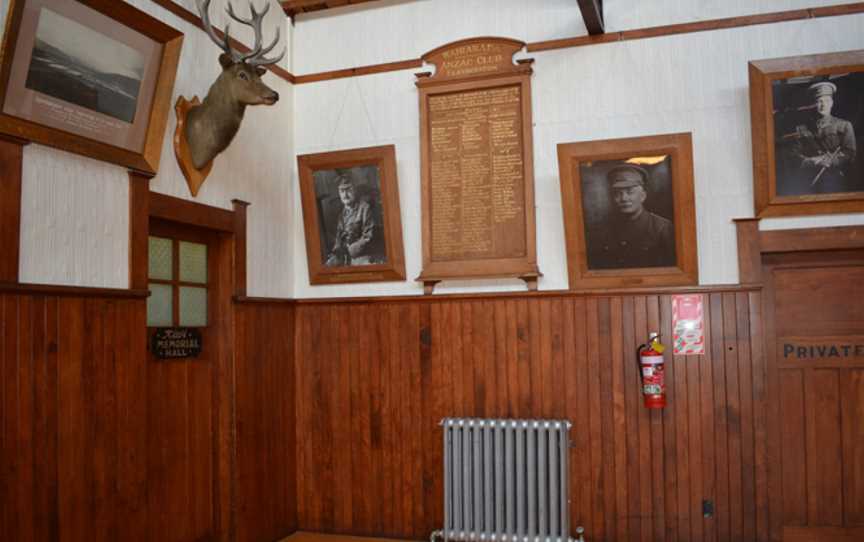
xmin=439 ymin=418 xmax=573 ymax=542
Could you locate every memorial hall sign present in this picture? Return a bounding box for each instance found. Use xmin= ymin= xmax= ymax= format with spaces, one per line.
xmin=416 ymin=37 xmax=540 ymax=294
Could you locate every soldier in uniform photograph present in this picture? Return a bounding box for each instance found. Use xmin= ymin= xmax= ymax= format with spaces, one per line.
xmin=324 ymin=174 xmax=384 ymax=267
xmin=585 ymin=164 xmax=676 ymax=270
xmin=777 ymin=80 xmax=860 ymax=195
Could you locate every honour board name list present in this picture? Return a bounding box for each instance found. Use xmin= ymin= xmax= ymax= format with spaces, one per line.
xmin=428 ymin=85 xmax=527 ymax=262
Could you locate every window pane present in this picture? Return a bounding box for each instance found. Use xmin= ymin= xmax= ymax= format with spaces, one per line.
xmin=147 ymin=283 xmax=173 ymax=327
xmin=179 ymin=286 xmax=207 ymax=327
xmin=148 ymin=237 xmax=172 ymax=280
xmin=179 ymin=241 xmax=207 ymax=284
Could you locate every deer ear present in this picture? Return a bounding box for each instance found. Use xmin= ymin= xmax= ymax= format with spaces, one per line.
xmin=218 ymin=53 xmax=234 ymax=69
xmin=255 ymin=66 xmax=267 ymax=77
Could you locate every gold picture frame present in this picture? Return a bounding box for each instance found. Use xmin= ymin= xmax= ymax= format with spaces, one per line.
xmin=0 ymin=0 xmax=183 ymax=174
xmin=557 ymin=133 xmax=698 ymax=290
xmin=297 ymin=145 xmax=406 ymax=285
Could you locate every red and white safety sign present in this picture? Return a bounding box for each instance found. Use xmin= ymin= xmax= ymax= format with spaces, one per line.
xmin=672 ymin=294 xmax=705 ymax=355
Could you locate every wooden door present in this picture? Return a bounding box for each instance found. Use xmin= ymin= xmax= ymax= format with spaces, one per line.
xmin=764 ymin=249 xmax=864 ymax=542
xmin=146 ymin=219 xmax=224 ymax=542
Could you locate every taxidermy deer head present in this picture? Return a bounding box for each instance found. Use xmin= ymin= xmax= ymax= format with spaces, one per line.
xmin=174 ymin=0 xmax=285 ymax=195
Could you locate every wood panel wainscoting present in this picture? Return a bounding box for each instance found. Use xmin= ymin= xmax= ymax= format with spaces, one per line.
xmin=0 ymin=288 xmax=298 ymax=542
xmin=0 ymin=189 xmax=297 ymax=542
xmin=736 ymin=220 xmax=864 ymax=542
xmin=294 ymin=287 xmax=767 ymax=542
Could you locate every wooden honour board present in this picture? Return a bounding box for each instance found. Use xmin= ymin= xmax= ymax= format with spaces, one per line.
xmin=416 ymin=37 xmax=540 ymax=294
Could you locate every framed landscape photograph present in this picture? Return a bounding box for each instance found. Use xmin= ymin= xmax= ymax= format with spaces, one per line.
xmin=0 ymin=0 xmax=183 ymax=174
xmin=557 ymin=133 xmax=698 ymax=290
xmin=750 ymin=49 xmax=864 ymax=217
xmin=297 ymin=145 xmax=406 ymax=285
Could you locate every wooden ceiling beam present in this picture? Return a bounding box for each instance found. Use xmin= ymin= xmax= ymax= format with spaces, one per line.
xmin=577 ymin=0 xmax=605 ymax=35
xmin=280 ymin=0 xmax=381 ymax=18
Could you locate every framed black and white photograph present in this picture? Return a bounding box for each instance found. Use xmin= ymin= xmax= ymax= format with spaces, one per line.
xmin=0 ymin=0 xmax=183 ymax=174
xmin=313 ymin=165 xmax=387 ymax=267
xmin=298 ymin=145 xmax=406 ymax=285
xmin=26 ymin=7 xmax=145 ymax=123
xmin=579 ymin=157 xmax=676 ymax=271
xmin=750 ymin=49 xmax=864 ymax=217
xmin=557 ymin=133 xmax=698 ymax=290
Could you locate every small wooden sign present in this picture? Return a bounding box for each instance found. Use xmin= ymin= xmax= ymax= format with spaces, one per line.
xmin=416 ymin=37 xmax=540 ymax=294
xmin=151 ymin=327 xmax=203 ymax=359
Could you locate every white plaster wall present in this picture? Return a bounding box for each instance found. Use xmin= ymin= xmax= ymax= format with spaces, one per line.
xmin=2 ymin=0 xmax=295 ymax=295
xmin=291 ymin=0 xmax=864 ymax=298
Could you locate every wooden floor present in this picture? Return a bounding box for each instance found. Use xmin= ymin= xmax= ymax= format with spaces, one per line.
xmin=281 ymin=533 xmax=420 ymax=542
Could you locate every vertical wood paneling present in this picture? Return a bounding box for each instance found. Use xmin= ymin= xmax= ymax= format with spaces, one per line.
xmin=779 ymin=369 xmax=807 ymax=526
xmin=805 ymin=371 xmax=844 ymax=526
xmin=234 ymin=302 xmax=297 ymax=542
xmin=0 ymin=293 xmax=297 ymax=542
xmin=736 ymin=292 xmax=756 ymax=542
xmin=0 ymin=294 xmax=150 ymax=542
xmin=293 ymin=288 xmax=769 ymax=542
xmin=842 ymin=370 xmax=864 ymax=526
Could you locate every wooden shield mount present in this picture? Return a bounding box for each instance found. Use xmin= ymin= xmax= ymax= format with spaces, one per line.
xmin=174 ymin=96 xmax=214 ymax=197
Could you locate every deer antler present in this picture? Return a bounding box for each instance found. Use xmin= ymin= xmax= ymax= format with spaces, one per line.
xmin=227 ymin=1 xmax=286 ymax=66
xmin=196 ymin=0 xmax=286 ymax=66
xmin=196 ymin=0 xmax=238 ymax=60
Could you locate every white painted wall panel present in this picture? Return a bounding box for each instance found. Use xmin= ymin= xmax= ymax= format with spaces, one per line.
xmin=293 ymin=2 xmax=864 ymax=297
xmin=293 ymin=0 xmax=851 ymax=75
xmin=19 ymin=145 xmax=129 ymax=287
xmin=293 ymin=0 xmax=586 ymax=74
xmin=2 ymin=0 xmax=295 ymax=294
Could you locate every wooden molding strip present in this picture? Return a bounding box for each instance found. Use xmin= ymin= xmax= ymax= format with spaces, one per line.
xmin=0 ymin=282 xmax=150 ymax=299
xmin=148 ymin=0 xmax=296 ymax=83
xmin=291 ymin=2 xmax=864 ymax=84
xmin=760 ymin=224 xmax=864 ymax=254
xmin=291 ymin=283 xmax=762 ymax=305
xmin=531 ymin=3 xmax=864 ymax=52
xmin=233 ymin=295 xmax=298 ymax=304
xmin=293 ymin=58 xmax=423 ymax=84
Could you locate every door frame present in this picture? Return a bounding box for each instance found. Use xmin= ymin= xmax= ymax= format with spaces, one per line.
xmin=129 ymin=178 xmax=249 ymax=541
xmin=736 ymin=219 xmax=864 ymax=542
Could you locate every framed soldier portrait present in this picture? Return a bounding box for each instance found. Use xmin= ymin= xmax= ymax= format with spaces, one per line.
xmin=557 ymin=133 xmax=698 ymax=290
xmin=297 ymin=144 xmax=406 ymax=285
xmin=750 ymin=49 xmax=864 ymax=217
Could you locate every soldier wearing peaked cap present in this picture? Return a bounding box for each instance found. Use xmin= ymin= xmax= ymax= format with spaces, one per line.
xmin=325 ymin=173 xmax=384 ymax=267
xmin=785 ymin=80 xmax=858 ymax=194
xmin=585 ymin=164 xmax=676 ymax=270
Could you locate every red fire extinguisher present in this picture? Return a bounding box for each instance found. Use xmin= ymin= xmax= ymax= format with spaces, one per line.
xmin=637 ymin=332 xmax=666 ymax=409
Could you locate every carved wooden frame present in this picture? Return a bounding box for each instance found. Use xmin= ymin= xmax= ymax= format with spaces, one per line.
xmin=0 ymin=0 xmax=183 ymax=174
xmin=557 ymin=132 xmax=698 ymax=290
xmin=749 ymin=49 xmax=864 ymax=217
xmin=297 ymin=144 xmax=406 ymax=285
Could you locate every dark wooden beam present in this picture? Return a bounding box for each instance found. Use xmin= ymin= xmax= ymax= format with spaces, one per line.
xmin=577 ymin=0 xmax=605 ymax=35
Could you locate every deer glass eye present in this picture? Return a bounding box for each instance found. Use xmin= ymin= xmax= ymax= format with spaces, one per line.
xmin=238 ymin=71 xmax=248 ymax=81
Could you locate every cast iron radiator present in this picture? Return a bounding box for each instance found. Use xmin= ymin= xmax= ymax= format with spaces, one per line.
xmin=431 ymin=418 xmax=582 ymax=542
